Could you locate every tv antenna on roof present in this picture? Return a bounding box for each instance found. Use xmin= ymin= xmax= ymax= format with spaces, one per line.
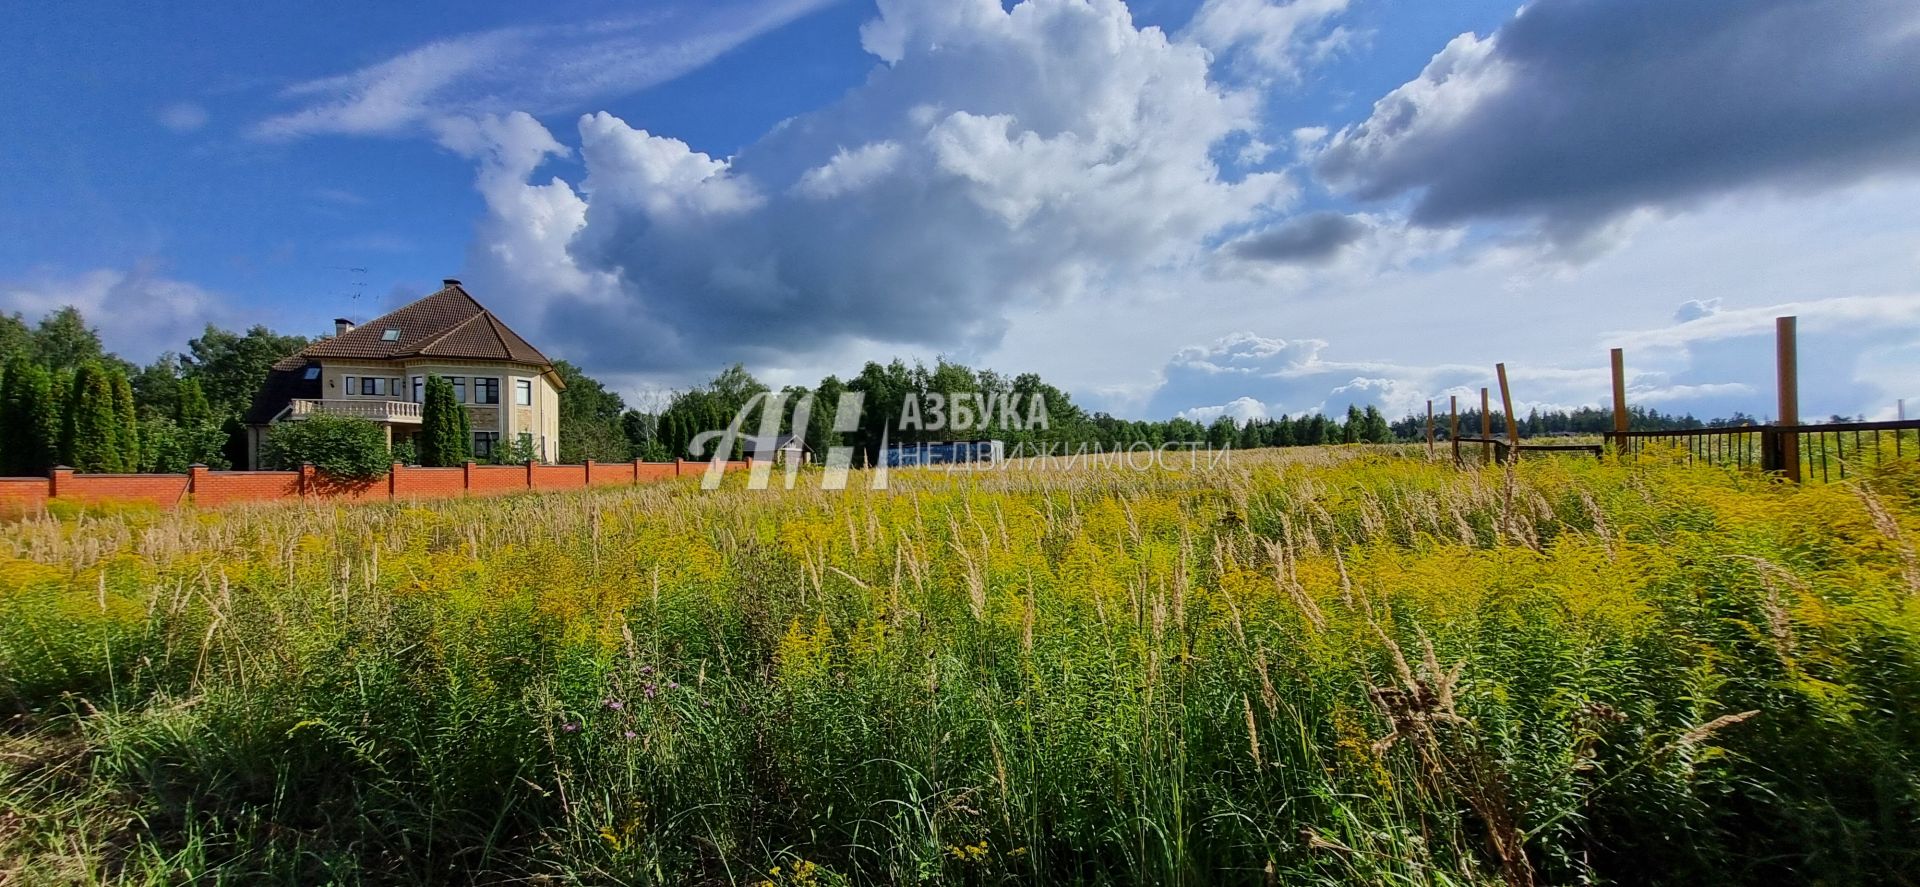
xmin=328 ymin=266 xmax=369 ymax=314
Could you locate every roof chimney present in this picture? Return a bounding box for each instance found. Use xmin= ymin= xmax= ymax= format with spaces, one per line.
xmin=443 ymin=278 xmax=462 ymax=287
xmin=334 ymin=318 xmax=355 ymax=338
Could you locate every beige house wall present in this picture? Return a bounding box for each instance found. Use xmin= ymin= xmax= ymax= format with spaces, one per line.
xmin=313 ymin=359 xmax=564 ymax=462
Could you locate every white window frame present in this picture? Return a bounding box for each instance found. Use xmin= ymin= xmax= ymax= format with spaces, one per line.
xmin=514 ymin=378 xmax=533 ymax=406
xmin=344 ymin=375 xmax=356 ymax=396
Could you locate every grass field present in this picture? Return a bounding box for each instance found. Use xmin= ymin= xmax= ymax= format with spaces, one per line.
xmin=2 ymin=448 xmax=1918 ymax=885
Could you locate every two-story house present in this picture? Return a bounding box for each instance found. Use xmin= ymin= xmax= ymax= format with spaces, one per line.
xmin=243 ymin=279 xmax=565 ymax=468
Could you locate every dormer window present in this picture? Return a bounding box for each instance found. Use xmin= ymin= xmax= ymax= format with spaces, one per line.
xmin=302 ymin=366 xmax=320 ymax=380
xmin=381 ymin=328 xmax=401 ymax=341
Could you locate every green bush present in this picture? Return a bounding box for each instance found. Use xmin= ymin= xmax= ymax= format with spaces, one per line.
xmin=260 ymin=413 xmax=392 ymax=480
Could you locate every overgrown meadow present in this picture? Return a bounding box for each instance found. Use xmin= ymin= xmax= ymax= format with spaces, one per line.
xmin=2 ymin=449 xmax=1918 ymax=885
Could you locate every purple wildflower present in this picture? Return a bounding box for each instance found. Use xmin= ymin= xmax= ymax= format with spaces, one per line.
xmin=667 ymin=681 xmax=679 ymax=691
xmin=643 ymin=683 xmax=658 ymax=700
xmin=561 ymin=722 xmax=581 ymax=733
xmin=604 ymin=699 xmax=624 ymax=711
xmin=623 ymin=730 xmax=638 ymax=740
xmin=639 ymin=665 xmax=654 ymax=675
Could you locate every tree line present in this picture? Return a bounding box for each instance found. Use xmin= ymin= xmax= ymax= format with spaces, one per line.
xmin=1 ymin=302 xmax=1786 ymax=479
xmin=0 ymin=308 xmax=294 ymax=475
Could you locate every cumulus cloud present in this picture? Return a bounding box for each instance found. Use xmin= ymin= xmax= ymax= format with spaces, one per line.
xmin=156 ymin=101 xmax=208 ymax=133
xmin=1178 ymin=395 xmax=1269 ymax=425
xmin=1316 ymin=0 xmax=1920 ymax=241
xmin=0 ymin=265 xmax=231 ymax=362
xmin=252 ymin=0 xmax=833 ymax=140
xmin=457 ymin=0 xmax=1294 ymax=375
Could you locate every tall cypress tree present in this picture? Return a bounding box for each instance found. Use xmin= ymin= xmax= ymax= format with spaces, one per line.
xmin=176 ymin=377 xmax=212 ymax=426
xmin=61 ymin=362 xmax=120 ymax=472
xmin=0 ymin=355 xmax=58 ymax=475
xmin=420 ymin=375 xmax=473 ymax=466
xmin=110 ymin=368 xmax=139 ymax=472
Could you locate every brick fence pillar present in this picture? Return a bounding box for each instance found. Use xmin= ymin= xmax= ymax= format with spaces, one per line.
xmin=463 ymin=460 xmax=475 ymax=495
xmin=390 ymin=462 xmax=403 ymax=501
xmin=49 ymin=465 xmax=72 ymax=499
xmin=526 ymin=458 xmax=536 ymax=491
xmin=297 ymin=462 xmax=315 ymax=498
xmin=674 ymin=457 xmax=684 ymax=476
xmin=189 ymin=463 xmax=210 ymax=500
xmin=633 ymin=458 xmax=643 ymax=484
xmin=584 ymin=459 xmax=594 ymax=485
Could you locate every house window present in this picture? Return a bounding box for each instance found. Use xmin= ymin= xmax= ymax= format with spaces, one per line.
xmin=360 ymin=377 xmax=386 ymax=396
xmin=381 ymin=328 xmax=401 ymax=341
xmin=302 ymin=366 xmax=320 ymax=380
xmin=449 ymin=377 xmax=466 ymax=403
xmin=514 ymin=378 xmax=533 ymax=406
xmin=344 ymin=376 xmax=355 ymax=396
xmin=473 ymin=377 xmax=500 ymax=405
xmin=390 ymin=377 xmax=402 ymax=396
xmin=411 ymin=376 xmax=424 ymax=403
xmin=473 ymin=432 xmax=500 ymax=459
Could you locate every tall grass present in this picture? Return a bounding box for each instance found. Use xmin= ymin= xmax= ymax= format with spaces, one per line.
xmin=2 ymin=448 xmax=1917 ymax=885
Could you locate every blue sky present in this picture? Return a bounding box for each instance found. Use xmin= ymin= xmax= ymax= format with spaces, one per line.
xmin=3 ymin=0 xmax=1917 ymax=422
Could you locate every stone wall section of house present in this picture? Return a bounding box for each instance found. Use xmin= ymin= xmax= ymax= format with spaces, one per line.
xmin=0 ymin=459 xmax=741 ymax=512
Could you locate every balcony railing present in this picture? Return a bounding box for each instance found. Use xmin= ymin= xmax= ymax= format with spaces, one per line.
xmin=285 ymin=399 xmax=423 ymax=424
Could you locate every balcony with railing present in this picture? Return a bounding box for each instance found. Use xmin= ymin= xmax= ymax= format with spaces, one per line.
xmin=285 ymin=399 xmax=423 ymax=424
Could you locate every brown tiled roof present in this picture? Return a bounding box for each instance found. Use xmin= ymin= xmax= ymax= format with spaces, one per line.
xmin=250 ymin=281 xmax=561 ymax=427
xmin=271 ymin=281 xmax=553 ymax=370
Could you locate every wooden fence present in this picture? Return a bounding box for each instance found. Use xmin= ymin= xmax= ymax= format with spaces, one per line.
xmin=1424 ymin=315 xmax=1918 ymax=482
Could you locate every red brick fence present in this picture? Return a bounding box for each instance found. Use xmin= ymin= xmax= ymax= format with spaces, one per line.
xmin=0 ymin=459 xmax=751 ymax=512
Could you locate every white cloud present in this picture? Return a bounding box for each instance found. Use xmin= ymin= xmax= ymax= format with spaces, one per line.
xmin=0 ymin=265 xmax=230 ymax=362
xmin=1178 ymin=395 xmax=1269 ymax=424
xmin=1184 ymin=0 xmax=1352 ymax=80
xmin=252 ymin=0 xmax=834 ymax=140
xmin=156 ymin=101 xmax=208 ymax=133
xmin=455 ymin=0 xmax=1295 ymax=379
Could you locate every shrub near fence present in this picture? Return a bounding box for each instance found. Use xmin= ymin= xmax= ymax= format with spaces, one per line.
xmin=0 ymin=459 xmax=747 ymax=511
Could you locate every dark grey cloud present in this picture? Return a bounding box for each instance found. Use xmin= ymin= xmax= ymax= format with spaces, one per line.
xmin=1229 ymin=211 xmax=1367 ymax=264
xmin=1317 ymin=0 xmax=1920 ymax=239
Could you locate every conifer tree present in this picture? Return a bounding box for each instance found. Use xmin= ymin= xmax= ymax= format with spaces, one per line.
xmin=110 ymin=368 xmax=139 ymax=471
xmin=419 ymin=375 xmax=473 ymax=466
xmin=176 ymin=378 xmax=212 ymax=426
xmin=60 ymin=362 xmax=120 ymax=471
xmin=0 ymin=355 xmax=58 ymax=475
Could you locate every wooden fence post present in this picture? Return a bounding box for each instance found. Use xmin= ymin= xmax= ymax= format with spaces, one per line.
xmin=1776 ymin=316 xmax=1800 ymax=482
xmin=1425 ymin=399 xmax=1435 ymax=457
xmin=1449 ymin=395 xmax=1460 ymax=463
xmin=1480 ymin=388 xmax=1492 ymax=465
xmin=1496 ymin=363 xmax=1519 ymax=464
xmin=1610 ymin=347 xmax=1628 ymax=454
